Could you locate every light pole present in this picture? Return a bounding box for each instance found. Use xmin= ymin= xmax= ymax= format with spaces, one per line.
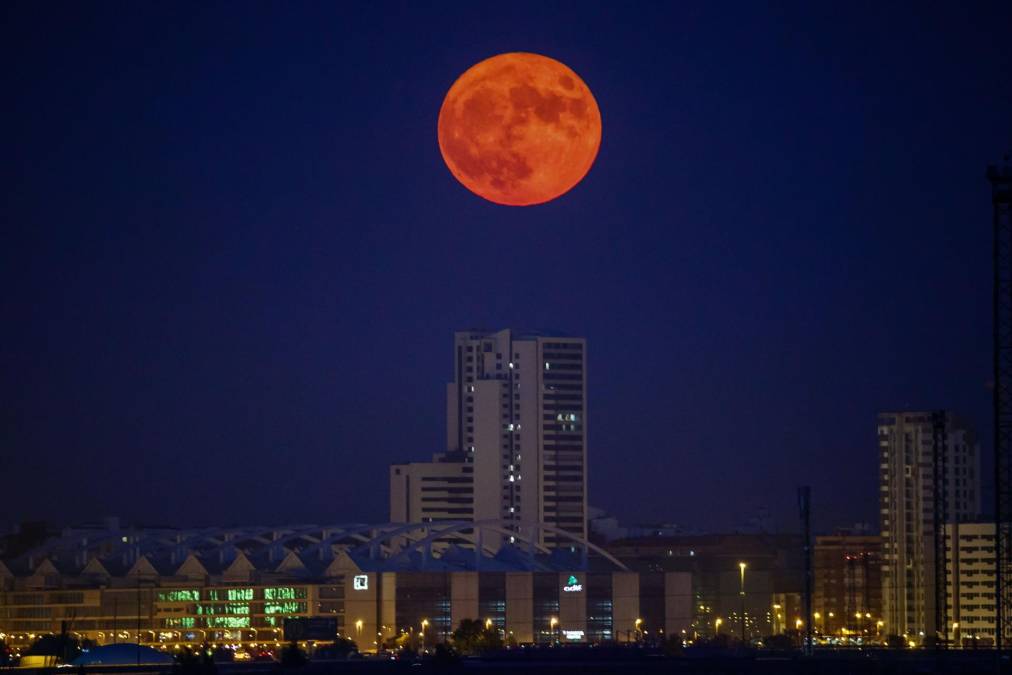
xmin=738 ymin=562 xmax=747 ymax=642
xmin=420 ymin=620 xmax=429 ymax=652
xmin=634 ymin=618 xmax=643 ymax=644
xmin=549 ymin=617 xmax=558 ymax=644
xmin=714 ymin=618 xmax=722 ymax=637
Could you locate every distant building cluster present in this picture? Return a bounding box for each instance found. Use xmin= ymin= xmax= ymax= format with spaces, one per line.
xmin=0 ymin=329 xmax=1001 ymax=651
xmin=390 ymin=329 xmax=588 ymax=549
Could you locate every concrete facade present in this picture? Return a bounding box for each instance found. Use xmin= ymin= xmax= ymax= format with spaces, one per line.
xmin=878 ymin=411 xmax=980 ymax=639
xmin=945 ymin=522 xmax=997 ymax=645
xmin=813 ymin=532 xmax=883 ymax=636
xmin=391 ymin=329 xmax=588 ymax=549
xmin=389 ymin=461 xmax=473 ymax=524
xmin=0 ymin=568 xmax=689 ymax=653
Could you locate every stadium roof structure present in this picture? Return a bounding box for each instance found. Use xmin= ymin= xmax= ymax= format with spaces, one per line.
xmin=3 ymin=520 xmax=628 ymax=581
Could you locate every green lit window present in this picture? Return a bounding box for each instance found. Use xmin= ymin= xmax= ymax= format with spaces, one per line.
xmin=204 ymin=616 xmax=250 ymax=628
xmin=227 ymin=588 xmax=254 ymax=602
xmin=263 ymin=587 xmax=306 ymax=601
xmin=157 ymin=590 xmax=200 ymax=603
xmin=196 ymin=603 xmax=250 ymax=616
xmin=264 ymin=601 xmax=306 ymax=614
xmin=163 ymin=617 xmax=196 ymax=628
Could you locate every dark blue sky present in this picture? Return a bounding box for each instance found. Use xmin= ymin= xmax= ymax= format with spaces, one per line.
xmin=2 ymin=1 xmax=1011 ymax=533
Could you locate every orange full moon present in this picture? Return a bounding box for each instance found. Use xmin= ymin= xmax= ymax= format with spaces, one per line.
xmin=438 ymin=52 xmax=602 ymax=206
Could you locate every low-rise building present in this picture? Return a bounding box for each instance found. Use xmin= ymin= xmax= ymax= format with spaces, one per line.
xmin=945 ymin=522 xmax=997 ymax=646
xmin=607 ymin=533 xmax=803 ymax=640
xmin=813 ymin=531 xmax=883 ymax=637
xmin=0 ymin=521 xmax=691 ymax=653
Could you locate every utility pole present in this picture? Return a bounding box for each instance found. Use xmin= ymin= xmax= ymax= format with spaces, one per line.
xmin=136 ymin=577 xmax=141 ymax=665
xmin=989 ymin=156 xmax=1012 ymax=657
xmin=798 ymin=486 xmax=813 ymax=656
xmin=932 ymin=411 xmax=948 ymax=650
xmin=738 ymin=562 xmax=747 ymax=643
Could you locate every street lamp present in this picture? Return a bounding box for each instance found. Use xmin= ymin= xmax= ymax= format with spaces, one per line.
xmin=549 ymin=617 xmax=558 ymax=644
xmin=634 ymin=618 xmax=643 ymax=644
xmin=738 ymin=562 xmax=747 ymax=642
xmin=420 ymin=620 xmax=429 ymax=652
xmin=952 ymin=621 xmax=959 ymax=647
xmin=714 ymin=618 xmax=722 ymax=636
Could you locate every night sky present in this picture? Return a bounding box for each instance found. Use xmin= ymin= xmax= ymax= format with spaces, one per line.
xmin=3 ymin=2 xmax=1012 ymax=534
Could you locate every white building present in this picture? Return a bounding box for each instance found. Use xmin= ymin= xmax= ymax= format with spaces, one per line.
xmin=878 ymin=411 xmax=981 ymax=640
xmin=391 ymin=329 xmax=587 ymax=548
xmin=945 ymin=522 xmax=997 ymax=646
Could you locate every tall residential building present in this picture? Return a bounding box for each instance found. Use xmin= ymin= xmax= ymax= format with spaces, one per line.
xmin=878 ymin=411 xmax=981 ymax=640
xmin=945 ymin=522 xmax=998 ymax=645
xmin=390 ymin=329 xmax=587 ymax=549
xmin=448 ymin=329 xmax=587 ymax=546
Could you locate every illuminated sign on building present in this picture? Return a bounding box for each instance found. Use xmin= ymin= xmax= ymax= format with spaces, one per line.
xmin=564 ymin=630 xmax=585 ymax=641
xmin=353 ymin=575 xmax=369 ymax=590
xmin=563 ymin=575 xmax=583 ymax=592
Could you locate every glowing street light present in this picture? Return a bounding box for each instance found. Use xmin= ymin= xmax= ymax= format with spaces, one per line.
xmin=715 ymin=618 xmax=723 ymax=635
xmin=738 ymin=562 xmax=748 ymax=642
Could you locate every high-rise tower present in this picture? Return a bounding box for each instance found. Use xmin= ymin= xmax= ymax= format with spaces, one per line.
xmin=390 ymin=329 xmax=588 ymax=549
xmin=878 ymin=411 xmax=981 ymax=640
xmin=447 ymin=329 xmax=588 ymax=547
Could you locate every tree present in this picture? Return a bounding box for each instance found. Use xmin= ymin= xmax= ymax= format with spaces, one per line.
xmin=24 ymin=634 xmax=85 ymax=664
xmin=432 ymin=642 xmax=460 ymax=666
xmin=175 ymin=645 xmax=217 ymax=675
xmin=763 ymin=634 xmax=794 ymax=651
xmin=885 ymin=634 xmax=907 ymax=650
xmin=450 ymin=619 xmax=504 ymax=655
xmin=315 ymin=637 xmax=357 ymax=659
xmin=662 ymin=633 xmax=684 ymax=656
xmin=279 ymin=641 xmax=308 ymax=667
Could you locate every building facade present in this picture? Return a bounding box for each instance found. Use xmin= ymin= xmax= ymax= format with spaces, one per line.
xmin=0 ymin=522 xmax=690 ymax=654
xmin=392 ymin=329 xmax=588 ymax=548
xmin=389 ymin=460 xmax=474 ymax=524
xmin=606 ymin=533 xmax=804 ymax=640
xmin=878 ymin=411 xmax=981 ymax=640
xmin=813 ymin=531 xmax=883 ymax=636
xmin=945 ymin=522 xmax=998 ymax=646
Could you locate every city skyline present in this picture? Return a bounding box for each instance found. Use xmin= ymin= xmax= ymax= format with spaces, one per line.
xmin=3 ymin=2 xmax=1011 ymax=536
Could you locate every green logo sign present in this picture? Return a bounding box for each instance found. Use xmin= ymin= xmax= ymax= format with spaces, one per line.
xmin=567 ymin=575 xmax=578 ymax=586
